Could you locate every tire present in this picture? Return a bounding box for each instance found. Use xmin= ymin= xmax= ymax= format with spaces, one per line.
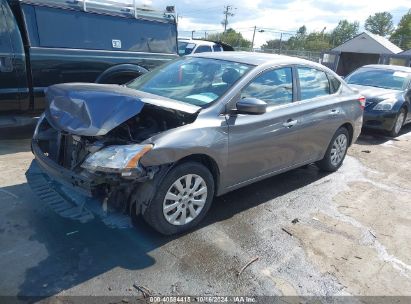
xmin=387 ymin=107 xmax=406 ymax=137
xmin=316 ymin=127 xmax=350 ymax=172
xmin=143 ymin=162 xmax=215 ymax=235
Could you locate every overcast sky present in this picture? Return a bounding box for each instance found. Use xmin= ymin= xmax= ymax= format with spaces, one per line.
xmin=140 ymin=0 xmax=410 ymax=47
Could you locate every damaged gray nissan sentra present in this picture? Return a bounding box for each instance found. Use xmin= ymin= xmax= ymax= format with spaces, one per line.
xmin=27 ymin=52 xmax=364 ymax=235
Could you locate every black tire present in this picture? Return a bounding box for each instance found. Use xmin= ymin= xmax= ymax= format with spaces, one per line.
xmin=143 ymin=162 xmax=215 ymax=235
xmin=387 ymin=107 xmax=406 ymax=137
xmin=316 ymin=127 xmax=350 ymax=172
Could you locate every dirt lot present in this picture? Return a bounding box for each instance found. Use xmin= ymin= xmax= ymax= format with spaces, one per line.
xmin=0 ymin=126 xmax=410 ymax=299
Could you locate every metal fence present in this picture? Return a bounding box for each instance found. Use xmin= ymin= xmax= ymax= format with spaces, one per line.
xmin=234 ymin=47 xmax=322 ymax=63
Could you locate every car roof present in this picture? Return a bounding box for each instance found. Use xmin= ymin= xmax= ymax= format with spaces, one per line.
xmin=189 ymin=51 xmax=320 ymax=67
xmin=178 ymin=39 xmax=216 ymax=46
xmin=360 ymin=64 xmax=411 ymax=73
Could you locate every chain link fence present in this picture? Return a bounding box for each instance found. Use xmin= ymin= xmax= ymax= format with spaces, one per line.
xmin=234 ymin=47 xmax=322 ymax=63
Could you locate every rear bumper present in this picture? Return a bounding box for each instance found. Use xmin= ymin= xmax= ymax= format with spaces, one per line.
xmin=363 ymin=110 xmax=396 ymax=131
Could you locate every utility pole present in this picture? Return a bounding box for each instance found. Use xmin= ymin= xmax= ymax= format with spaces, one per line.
xmin=223 ymin=5 xmax=235 ymax=34
xmin=279 ymin=32 xmax=283 ymax=53
xmin=251 ymin=26 xmax=257 ymax=51
xmin=251 ymin=27 xmax=264 ymax=51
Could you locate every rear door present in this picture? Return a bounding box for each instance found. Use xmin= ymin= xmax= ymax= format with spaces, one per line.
xmin=292 ymin=66 xmax=346 ymax=163
xmin=0 ymin=0 xmax=21 ymax=112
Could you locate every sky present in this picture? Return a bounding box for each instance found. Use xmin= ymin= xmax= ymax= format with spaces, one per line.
xmin=133 ymin=0 xmax=410 ymax=47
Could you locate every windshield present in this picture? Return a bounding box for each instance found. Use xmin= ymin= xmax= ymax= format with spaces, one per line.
xmin=346 ymin=68 xmax=410 ymax=90
xmin=127 ymin=57 xmax=252 ymax=107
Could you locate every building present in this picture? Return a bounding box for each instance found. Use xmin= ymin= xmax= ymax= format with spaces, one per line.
xmin=321 ymin=32 xmax=404 ymax=76
xmin=400 ymin=49 xmax=411 ymax=55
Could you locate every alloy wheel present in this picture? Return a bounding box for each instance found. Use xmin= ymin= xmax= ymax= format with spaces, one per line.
xmin=330 ymin=134 xmax=348 ymax=167
xmin=163 ymin=174 xmax=208 ymax=226
xmin=394 ymin=111 xmax=405 ymax=135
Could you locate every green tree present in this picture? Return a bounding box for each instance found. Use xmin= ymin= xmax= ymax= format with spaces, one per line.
xmin=305 ymin=32 xmax=331 ymax=51
xmin=331 ymin=20 xmax=360 ymax=46
xmin=390 ymin=9 xmax=411 ymax=49
xmin=207 ymin=28 xmax=251 ymax=48
xmin=287 ymin=25 xmax=308 ymax=50
xmin=261 ymin=39 xmax=283 ymax=50
xmin=365 ymin=12 xmax=394 ymax=36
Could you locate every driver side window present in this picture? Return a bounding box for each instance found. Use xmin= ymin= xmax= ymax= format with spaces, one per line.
xmin=241 ymin=67 xmax=293 ymax=107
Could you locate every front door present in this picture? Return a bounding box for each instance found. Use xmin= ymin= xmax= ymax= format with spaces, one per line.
xmin=226 ymin=67 xmax=306 ymax=188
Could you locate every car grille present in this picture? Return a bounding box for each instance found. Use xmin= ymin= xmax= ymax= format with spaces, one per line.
xmin=36 ymin=118 xmax=90 ymax=170
xmin=59 ymin=134 xmax=89 ymax=169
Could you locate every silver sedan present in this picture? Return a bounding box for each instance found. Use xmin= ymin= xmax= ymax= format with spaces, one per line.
xmin=29 ymin=52 xmax=364 ymax=235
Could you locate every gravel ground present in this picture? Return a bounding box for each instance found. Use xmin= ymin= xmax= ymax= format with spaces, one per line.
xmin=0 ymin=126 xmax=410 ymax=299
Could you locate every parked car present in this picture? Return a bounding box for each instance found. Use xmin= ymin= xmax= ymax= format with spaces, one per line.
xmin=178 ymin=38 xmax=233 ymax=56
xmin=0 ymin=0 xmax=178 ymax=128
xmin=27 ymin=52 xmax=363 ymax=235
xmin=345 ymin=65 xmax=411 ymax=136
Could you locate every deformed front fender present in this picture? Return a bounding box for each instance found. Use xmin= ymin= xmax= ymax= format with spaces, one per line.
xmin=140 ymin=125 xmax=228 ymax=167
xmin=139 ymin=120 xmax=229 ymax=190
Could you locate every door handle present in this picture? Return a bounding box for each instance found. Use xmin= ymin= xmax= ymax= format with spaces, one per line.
xmin=330 ymin=109 xmax=340 ymax=116
xmin=283 ymin=119 xmax=298 ymax=128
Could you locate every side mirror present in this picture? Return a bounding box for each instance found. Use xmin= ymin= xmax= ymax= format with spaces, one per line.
xmin=236 ymin=98 xmax=267 ymax=115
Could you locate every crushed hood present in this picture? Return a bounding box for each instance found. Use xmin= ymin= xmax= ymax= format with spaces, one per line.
xmin=45 ymin=83 xmax=200 ymax=136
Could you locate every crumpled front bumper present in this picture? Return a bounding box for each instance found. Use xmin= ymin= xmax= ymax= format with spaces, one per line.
xmin=26 ymin=141 xmax=132 ymax=228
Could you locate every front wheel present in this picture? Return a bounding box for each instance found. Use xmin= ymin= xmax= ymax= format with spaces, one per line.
xmin=388 ymin=108 xmax=406 ymax=137
xmin=143 ymin=162 xmax=215 ymax=235
xmin=316 ymin=127 xmax=349 ymax=172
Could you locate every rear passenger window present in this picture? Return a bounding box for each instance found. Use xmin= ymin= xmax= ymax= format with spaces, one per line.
xmin=328 ymin=74 xmax=341 ymax=94
xmin=212 ymin=44 xmax=222 ymax=52
xmin=297 ymin=67 xmax=330 ymax=100
xmin=195 ymin=45 xmax=212 ymax=53
xmin=26 ymin=5 xmax=177 ymax=53
xmin=242 ymin=67 xmax=293 ymax=107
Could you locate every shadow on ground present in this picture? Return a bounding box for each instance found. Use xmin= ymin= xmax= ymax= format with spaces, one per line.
xmin=356 ymin=124 xmax=411 ymax=146
xmin=0 ymin=139 xmax=32 ymax=156
xmin=5 ymin=163 xmax=328 ymax=298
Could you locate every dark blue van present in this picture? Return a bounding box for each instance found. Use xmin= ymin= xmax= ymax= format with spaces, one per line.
xmin=0 ymin=0 xmax=178 ymax=126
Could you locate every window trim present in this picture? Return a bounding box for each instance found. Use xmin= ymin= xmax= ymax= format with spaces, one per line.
xmin=326 ymin=73 xmax=342 ymax=95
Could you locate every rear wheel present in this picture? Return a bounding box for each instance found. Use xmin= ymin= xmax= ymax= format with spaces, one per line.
xmin=143 ymin=162 xmax=214 ymax=235
xmin=388 ymin=108 xmax=406 ymax=137
xmin=316 ymin=127 xmax=349 ymax=172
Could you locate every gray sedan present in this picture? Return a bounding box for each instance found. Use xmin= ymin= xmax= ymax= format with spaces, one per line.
xmin=28 ymin=52 xmax=363 ymax=235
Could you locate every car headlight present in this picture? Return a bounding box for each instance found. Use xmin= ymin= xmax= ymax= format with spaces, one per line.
xmin=81 ymin=144 xmax=153 ymax=173
xmin=373 ymin=98 xmax=396 ymax=111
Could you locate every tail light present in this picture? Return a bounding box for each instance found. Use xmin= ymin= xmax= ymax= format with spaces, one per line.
xmin=358 ymin=96 xmax=366 ymax=110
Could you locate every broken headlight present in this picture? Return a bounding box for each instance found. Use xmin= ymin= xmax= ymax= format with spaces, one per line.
xmin=81 ymin=144 xmax=153 ymax=173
